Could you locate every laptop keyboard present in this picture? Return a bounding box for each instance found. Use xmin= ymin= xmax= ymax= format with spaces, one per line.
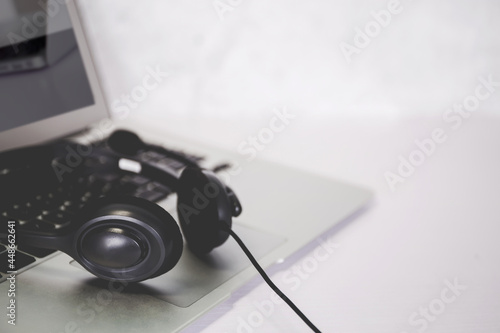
xmin=0 ymin=141 xmax=222 ymax=281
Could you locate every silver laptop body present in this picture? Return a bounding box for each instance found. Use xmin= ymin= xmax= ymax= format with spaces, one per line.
xmin=0 ymin=1 xmax=371 ymax=331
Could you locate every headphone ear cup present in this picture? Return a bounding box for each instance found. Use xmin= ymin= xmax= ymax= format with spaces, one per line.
xmin=74 ymin=196 xmax=183 ymax=282
xmin=177 ymin=168 xmax=232 ymax=255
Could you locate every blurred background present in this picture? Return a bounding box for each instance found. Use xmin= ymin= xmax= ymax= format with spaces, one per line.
xmin=74 ymin=0 xmax=500 ymax=192
xmin=76 ymin=0 xmax=500 ymax=120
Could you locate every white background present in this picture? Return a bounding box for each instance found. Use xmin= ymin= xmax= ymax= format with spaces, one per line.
xmin=75 ymin=1 xmax=500 ymax=332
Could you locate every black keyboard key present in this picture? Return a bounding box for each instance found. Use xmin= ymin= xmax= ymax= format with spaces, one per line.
xmin=41 ymin=211 xmax=72 ymax=226
xmin=80 ymin=191 xmax=94 ymax=202
xmin=86 ymin=178 xmax=107 ymax=194
xmin=117 ymin=179 xmax=142 ymax=194
xmin=48 ymin=187 xmax=66 ymax=199
xmin=64 ymin=177 xmax=89 ymax=199
xmin=5 ymin=203 xmax=39 ymax=222
xmin=17 ymin=245 xmax=56 ymax=258
xmin=66 ymin=187 xmax=88 ymax=201
xmin=18 ymin=220 xmax=56 ymax=232
xmin=0 ymin=251 xmax=36 ymax=273
xmin=32 ymin=193 xmax=63 ymax=211
xmin=93 ymin=172 xmax=120 ymax=183
xmin=24 ymin=197 xmax=48 ymax=212
xmin=31 ymin=194 xmax=49 ymax=208
xmin=62 ymin=200 xmax=85 ymax=214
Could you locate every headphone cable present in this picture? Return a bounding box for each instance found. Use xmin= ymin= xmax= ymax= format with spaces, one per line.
xmin=224 ymin=227 xmax=322 ymax=333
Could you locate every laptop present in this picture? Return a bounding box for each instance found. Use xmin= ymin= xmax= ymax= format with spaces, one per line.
xmin=0 ymin=1 xmax=372 ymax=332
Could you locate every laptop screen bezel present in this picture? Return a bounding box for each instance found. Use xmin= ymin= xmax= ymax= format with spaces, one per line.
xmin=0 ymin=0 xmax=109 ymax=152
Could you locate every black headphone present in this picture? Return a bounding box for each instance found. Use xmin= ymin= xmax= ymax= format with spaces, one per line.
xmin=18 ymin=130 xmax=243 ymax=283
xmin=13 ymin=130 xmax=321 ymax=332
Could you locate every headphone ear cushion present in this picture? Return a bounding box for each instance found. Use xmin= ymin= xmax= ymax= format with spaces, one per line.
xmin=177 ymin=168 xmax=232 ymax=255
xmin=75 ymin=196 xmax=183 ymax=282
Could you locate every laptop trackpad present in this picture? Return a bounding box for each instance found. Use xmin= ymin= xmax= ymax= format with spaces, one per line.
xmin=145 ymin=223 xmax=285 ymax=307
xmin=71 ymin=223 xmax=285 ymax=308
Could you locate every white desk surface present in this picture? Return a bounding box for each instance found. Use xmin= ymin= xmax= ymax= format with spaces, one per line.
xmin=75 ymin=1 xmax=500 ymax=331
xmin=128 ymin=114 xmax=500 ymax=333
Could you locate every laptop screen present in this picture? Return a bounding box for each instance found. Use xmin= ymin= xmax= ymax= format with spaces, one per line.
xmin=0 ymin=0 xmax=94 ymax=132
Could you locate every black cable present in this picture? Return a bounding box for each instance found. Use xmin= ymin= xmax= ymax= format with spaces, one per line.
xmin=223 ymin=226 xmax=322 ymax=333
